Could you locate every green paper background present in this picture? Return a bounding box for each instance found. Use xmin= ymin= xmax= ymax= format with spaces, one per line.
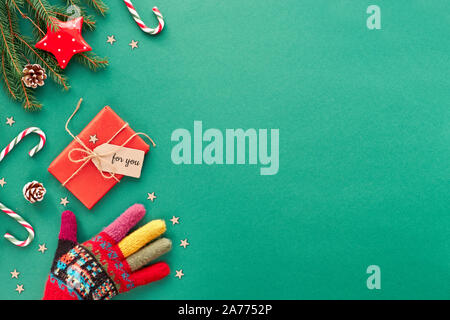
xmin=0 ymin=0 xmax=449 ymax=300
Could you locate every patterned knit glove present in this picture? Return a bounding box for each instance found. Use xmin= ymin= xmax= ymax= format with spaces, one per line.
xmin=43 ymin=204 xmax=172 ymax=300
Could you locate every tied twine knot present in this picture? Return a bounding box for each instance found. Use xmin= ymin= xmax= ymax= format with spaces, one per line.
xmin=62 ymin=98 xmax=156 ymax=186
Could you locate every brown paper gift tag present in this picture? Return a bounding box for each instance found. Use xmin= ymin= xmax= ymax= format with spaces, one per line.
xmin=91 ymin=143 xmax=145 ymax=178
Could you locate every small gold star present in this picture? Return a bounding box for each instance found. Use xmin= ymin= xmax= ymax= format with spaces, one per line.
xmin=89 ymin=134 xmax=99 ymax=144
xmin=0 ymin=178 xmax=6 ymax=187
xmin=15 ymin=284 xmax=24 ymax=294
xmin=175 ymin=269 xmax=184 ymax=279
xmin=147 ymin=192 xmax=157 ymax=202
xmin=60 ymin=197 xmax=69 ymax=206
xmin=10 ymin=269 xmax=19 ymax=279
xmin=180 ymin=239 xmax=189 ymax=249
xmin=129 ymin=40 xmax=139 ymax=49
xmin=106 ymin=35 xmax=116 ymax=45
xmin=38 ymin=243 xmax=48 ymax=254
xmin=6 ymin=117 xmax=15 ymax=126
xmin=170 ymin=216 xmax=180 ymax=225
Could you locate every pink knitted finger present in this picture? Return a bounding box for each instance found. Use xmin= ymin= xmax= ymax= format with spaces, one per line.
xmin=59 ymin=211 xmax=77 ymax=242
xmin=103 ymin=204 xmax=146 ymax=243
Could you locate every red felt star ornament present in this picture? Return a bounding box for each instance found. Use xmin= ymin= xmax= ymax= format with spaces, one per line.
xmin=35 ymin=17 xmax=91 ymax=69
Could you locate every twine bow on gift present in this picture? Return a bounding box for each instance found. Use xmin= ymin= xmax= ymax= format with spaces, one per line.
xmin=62 ymin=98 xmax=156 ymax=186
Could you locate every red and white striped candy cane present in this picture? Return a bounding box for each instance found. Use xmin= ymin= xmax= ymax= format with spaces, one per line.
xmin=123 ymin=1 xmax=164 ymax=35
xmin=0 ymin=127 xmax=46 ymax=161
xmin=0 ymin=127 xmax=46 ymax=247
xmin=0 ymin=203 xmax=35 ymax=247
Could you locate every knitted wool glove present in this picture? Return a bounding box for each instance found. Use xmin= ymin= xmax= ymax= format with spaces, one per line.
xmin=43 ymin=204 xmax=172 ymax=300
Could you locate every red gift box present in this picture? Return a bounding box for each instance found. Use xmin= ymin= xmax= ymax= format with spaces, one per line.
xmin=48 ymin=106 xmax=150 ymax=209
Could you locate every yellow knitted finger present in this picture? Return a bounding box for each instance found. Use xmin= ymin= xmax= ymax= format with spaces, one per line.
xmin=118 ymin=219 xmax=166 ymax=258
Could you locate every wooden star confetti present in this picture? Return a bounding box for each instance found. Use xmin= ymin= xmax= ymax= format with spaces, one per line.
xmin=106 ymin=35 xmax=116 ymax=45
xmin=180 ymin=239 xmax=189 ymax=249
xmin=89 ymin=134 xmax=99 ymax=144
xmin=6 ymin=117 xmax=15 ymax=126
xmin=0 ymin=178 xmax=6 ymax=187
xmin=60 ymin=197 xmax=69 ymax=206
xmin=170 ymin=216 xmax=180 ymax=225
xmin=147 ymin=192 xmax=157 ymax=202
xmin=129 ymin=40 xmax=139 ymax=49
xmin=15 ymin=284 xmax=24 ymax=294
xmin=10 ymin=269 xmax=20 ymax=279
xmin=175 ymin=269 xmax=184 ymax=279
xmin=38 ymin=244 xmax=48 ymax=254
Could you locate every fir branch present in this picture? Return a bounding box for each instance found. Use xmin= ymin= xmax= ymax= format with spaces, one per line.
xmin=62 ymin=0 xmax=86 ymax=16
xmin=75 ymin=51 xmax=108 ymax=71
xmin=25 ymin=0 xmax=59 ymax=31
xmin=63 ymin=0 xmax=81 ymax=7
xmin=1 ymin=50 xmax=17 ymax=99
xmin=84 ymin=0 xmax=108 ymax=16
xmin=6 ymin=5 xmax=16 ymax=37
xmin=51 ymin=4 xmax=96 ymax=31
xmin=5 ymin=0 xmax=24 ymax=13
xmin=0 ymin=11 xmax=21 ymax=74
xmin=20 ymin=79 xmax=42 ymax=110
xmin=61 ymin=0 xmax=106 ymax=21
xmin=10 ymin=0 xmax=46 ymax=36
xmin=1 ymin=0 xmax=108 ymax=110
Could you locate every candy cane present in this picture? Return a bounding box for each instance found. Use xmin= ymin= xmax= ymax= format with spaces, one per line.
xmin=0 ymin=127 xmax=46 ymax=247
xmin=123 ymin=1 xmax=164 ymax=35
xmin=0 ymin=127 xmax=46 ymax=160
xmin=0 ymin=203 xmax=35 ymax=247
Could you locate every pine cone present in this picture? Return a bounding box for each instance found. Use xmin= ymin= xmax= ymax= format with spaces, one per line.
xmin=23 ymin=181 xmax=46 ymax=203
xmin=21 ymin=64 xmax=47 ymax=89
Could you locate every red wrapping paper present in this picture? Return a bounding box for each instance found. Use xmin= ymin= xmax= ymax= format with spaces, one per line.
xmin=48 ymin=106 xmax=150 ymax=209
